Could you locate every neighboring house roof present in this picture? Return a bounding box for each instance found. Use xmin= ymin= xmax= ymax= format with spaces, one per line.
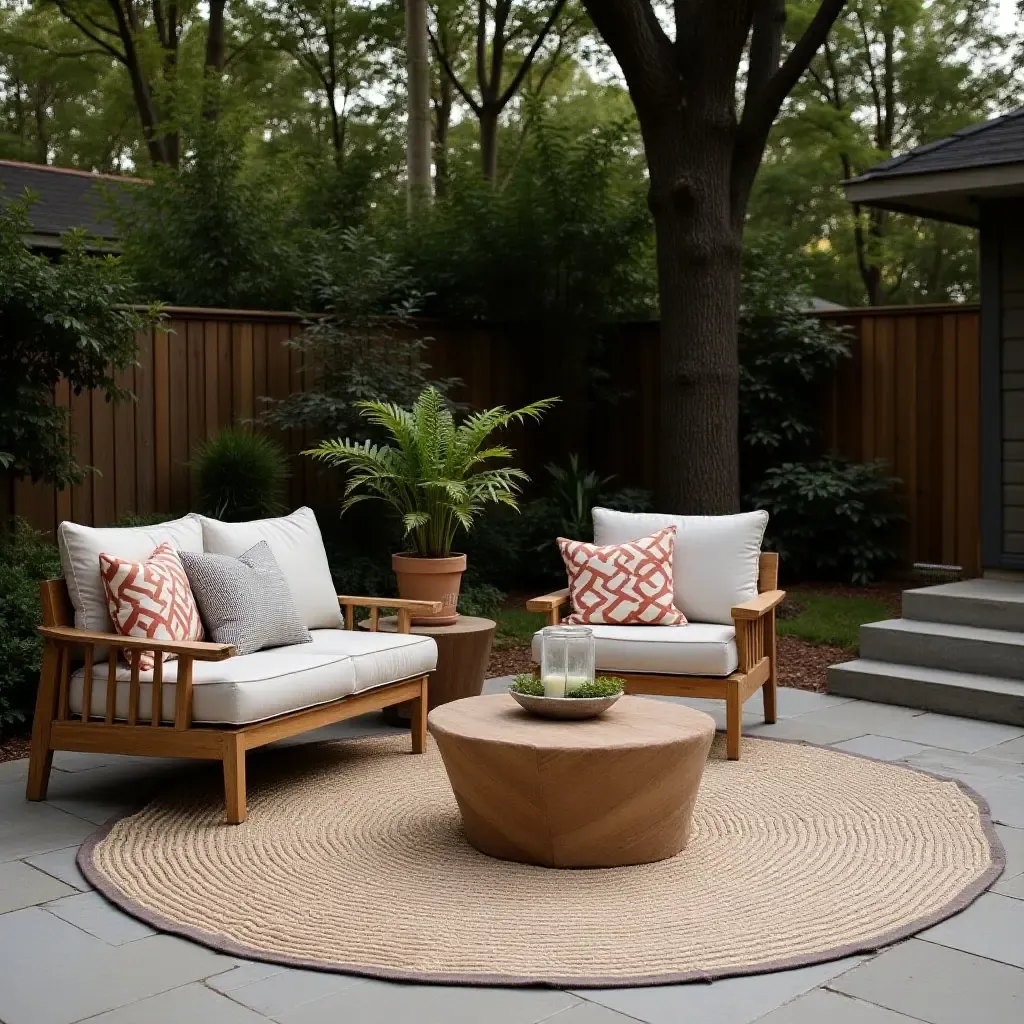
xmin=805 ymin=296 xmax=847 ymax=312
xmin=843 ymin=108 xmax=1024 ymax=226
xmin=0 ymin=159 xmax=146 ymax=250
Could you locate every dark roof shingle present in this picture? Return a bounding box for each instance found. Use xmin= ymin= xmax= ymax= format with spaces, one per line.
xmin=0 ymin=160 xmax=144 ymax=244
xmin=849 ymin=108 xmax=1024 ymax=183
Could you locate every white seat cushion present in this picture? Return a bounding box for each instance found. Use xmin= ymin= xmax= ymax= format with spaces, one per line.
xmin=69 ymin=630 xmax=437 ymax=725
xmin=592 ymin=508 xmax=768 ymax=625
xmin=532 ymin=623 xmax=738 ymax=678
xmin=306 ymin=629 xmax=438 ymax=693
xmin=58 ymin=514 xmax=204 ymax=633
xmin=196 ymin=507 xmax=343 ymax=630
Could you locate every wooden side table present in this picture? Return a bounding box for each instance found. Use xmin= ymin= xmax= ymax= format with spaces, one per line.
xmin=359 ymin=615 xmax=496 ymax=723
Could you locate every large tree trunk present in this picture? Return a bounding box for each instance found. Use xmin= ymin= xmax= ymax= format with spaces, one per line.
xmin=479 ymin=105 xmax=499 ymax=183
xmin=433 ymin=74 xmax=453 ymax=199
xmin=405 ymin=0 xmax=432 ymax=214
xmin=647 ymin=135 xmax=742 ymax=514
xmin=202 ymin=0 xmax=227 ymax=122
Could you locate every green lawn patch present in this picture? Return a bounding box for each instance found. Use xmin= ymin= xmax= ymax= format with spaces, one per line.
xmin=778 ymin=592 xmax=891 ymax=649
xmin=495 ymin=608 xmax=548 ymax=648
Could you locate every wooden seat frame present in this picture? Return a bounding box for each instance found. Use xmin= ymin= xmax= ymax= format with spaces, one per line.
xmin=26 ymin=580 xmax=437 ymax=824
xmin=526 ymin=552 xmax=785 ymax=760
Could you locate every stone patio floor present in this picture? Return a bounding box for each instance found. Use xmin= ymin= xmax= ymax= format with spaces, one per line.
xmin=1 ymin=676 xmax=1023 ymax=1024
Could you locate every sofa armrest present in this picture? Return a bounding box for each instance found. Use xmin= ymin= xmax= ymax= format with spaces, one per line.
xmin=526 ymin=588 xmax=570 ymax=626
xmin=731 ymin=590 xmax=786 ymax=621
xmin=38 ymin=625 xmax=236 ymax=661
xmin=338 ymin=595 xmax=443 ymax=634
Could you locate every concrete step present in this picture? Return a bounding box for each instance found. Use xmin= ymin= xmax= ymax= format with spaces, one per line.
xmin=903 ymin=579 xmax=1024 ymax=632
xmin=827 ymin=659 xmax=1024 ymax=726
xmin=859 ymin=618 xmax=1024 ymax=680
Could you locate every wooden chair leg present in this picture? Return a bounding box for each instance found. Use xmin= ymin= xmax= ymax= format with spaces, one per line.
xmin=410 ymin=676 xmax=428 ymax=754
xmin=763 ymin=614 xmax=778 ymax=724
xmin=223 ymin=734 xmax=247 ymax=825
xmin=26 ymin=645 xmax=60 ymax=802
xmin=726 ymin=679 xmax=742 ymax=761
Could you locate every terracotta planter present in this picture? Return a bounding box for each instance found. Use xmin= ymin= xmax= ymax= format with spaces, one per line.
xmin=392 ymin=552 xmax=467 ymax=626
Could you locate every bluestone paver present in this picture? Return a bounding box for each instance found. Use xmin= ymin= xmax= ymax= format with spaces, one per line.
xmin=0 ymin=859 xmax=76 ymax=913
xmin=24 ymin=845 xmax=91 ymax=890
xmin=917 ymin=891 xmax=1024 ymax=968
xmin=830 ymin=735 xmax=930 ymax=762
xmin=861 ymin=711 xmax=1023 ymax=754
xmin=977 ymin=733 xmax=1024 ymax=763
xmin=994 ymin=824 xmax=1024 ymax=877
xmin=903 ymin=746 xmax=1024 ymax=782
xmin=0 ymin=792 xmax=94 ymax=861
xmin=828 ymin=939 xmax=1024 ymax=1024
xmin=573 ymin=958 xmax=865 ymax=1024
xmin=752 ymin=987 xmax=920 ymax=1022
xmin=745 ymin=717 xmax=866 ymax=746
xmin=995 ymin=872 xmax=1024 ymax=899
xmin=544 ymin=1001 xmax=645 ymax=1024
xmin=79 ymin=982 xmax=269 ymax=1023
xmin=220 ymin=965 xmax=362 ymax=1016
xmin=45 ymin=890 xmax=156 ymax=945
xmin=274 ymin=978 xmax=580 ymax=1024
xmin=0 ymin=907 xmax=235 ymax=1024
xmin=206 ymin=960 xmax=288 ymax=993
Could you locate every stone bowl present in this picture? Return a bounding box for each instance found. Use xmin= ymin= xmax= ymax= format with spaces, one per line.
xmin=509 ymin=690 xmax=623 ymax=720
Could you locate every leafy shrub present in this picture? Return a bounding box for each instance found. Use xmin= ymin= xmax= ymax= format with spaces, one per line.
xmin=264 ymin=227 xmax=460 ymax=445
xmin=510 ymin=674 xmax=625 ymax=698
xmin=191 ymin=428 xmax=289 ymax=522
xmin=747 ymin=457 xmax=903 ymax=584
xmin=0 ymin=194 xmax=156 ymax=487
xmin=0 ymin=522 xmax=61 ymax=730
xmin=458 ymin=582 xmax=505 ymax=619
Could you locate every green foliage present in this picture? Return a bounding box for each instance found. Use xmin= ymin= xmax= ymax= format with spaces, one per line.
xmin=777 ymin=591 xmax=892 ymax=649
xmin=117 ymin=125 xmax=306 ymax=309
xmin=747 ymin=457 xmax=903 ymax=585
xmin=191 ymin=428 xmax=289 ymax=522
xmin=750 ymin=0 xmax=1014 ymax=305
xmin=403 ymin=115 xmax=655 ymax=325
xmin=510 ymin=674 xmax=625 ymax=698
xmin=545 ymin=455 xmax=613 ymax=540
xmin=458 ymin=582 xmax=505 ymax=619
xmin=306 ymin=386 xmax=558 ymax=557
xmin=0 ymin=522 xmax=61 ymax=730
xmin=739 ymin=236 xmax=850 ymax=469
xmin=264 ymin=226 xmax=458 ymax=443
xmin=495 ymin=607 xmax=547 ymax=649
xmin=0 ymin=193 xmax=155 ymax=487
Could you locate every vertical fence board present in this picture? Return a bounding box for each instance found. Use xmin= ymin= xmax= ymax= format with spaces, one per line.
xmin=3 ymin=305 xmax=982 ymax=576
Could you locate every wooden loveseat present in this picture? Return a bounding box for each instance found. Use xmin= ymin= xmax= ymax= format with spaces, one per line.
xmin=27 ymin=581 xmax=438 ymax=825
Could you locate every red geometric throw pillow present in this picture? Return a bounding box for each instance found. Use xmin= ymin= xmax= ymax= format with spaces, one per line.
xmin=99 ymin=542 xmax=204 ymax=670
xmin=558 ymin=526 xmax=687 ymax=626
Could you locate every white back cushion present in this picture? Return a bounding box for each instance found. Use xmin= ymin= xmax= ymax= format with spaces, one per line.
xmin=197 ymin=507 xmax=342 ymax=629
xmin=592 ymin=508 xmax=768 ymax=625
xmin=58 ymin=515 xmax=204 ymax=633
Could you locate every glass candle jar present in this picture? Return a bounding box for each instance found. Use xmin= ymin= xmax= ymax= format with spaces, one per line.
xmin=540 ymin=626 xmax=596 ymax=698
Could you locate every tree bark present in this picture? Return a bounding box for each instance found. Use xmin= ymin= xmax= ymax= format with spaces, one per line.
xmin=405 ymin=0 xmax=432 ymax=214
xmin=202 ymin=0 xmax=227 ymax=122
xmin=479 ymin=104 xmax=499 ymax=183
xmin=648 ymin=134 xmax=743 ymax=513
xmin=433 ymin=73 xmax=453 ymax=199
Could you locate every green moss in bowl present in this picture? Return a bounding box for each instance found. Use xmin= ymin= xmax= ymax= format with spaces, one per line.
xmin=510 ymin=674 xmax=625 ymax=699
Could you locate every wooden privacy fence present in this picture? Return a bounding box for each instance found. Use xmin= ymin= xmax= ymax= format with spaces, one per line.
xmin=2 ymin=302 xmax=981 ymax=574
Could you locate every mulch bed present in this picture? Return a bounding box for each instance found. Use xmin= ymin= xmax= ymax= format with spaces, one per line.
xmin=0 ymin=732 xmax=31 ymax=765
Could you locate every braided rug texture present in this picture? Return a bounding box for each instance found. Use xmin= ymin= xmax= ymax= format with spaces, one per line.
xmin=80 ymin=733 xmax=1002 ymax=987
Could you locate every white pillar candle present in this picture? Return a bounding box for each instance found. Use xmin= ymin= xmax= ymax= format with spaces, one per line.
xmin=543 ymin=675 xmax=566 ymax=699
xmin=564 ymin=675 xmax=590 ymax=695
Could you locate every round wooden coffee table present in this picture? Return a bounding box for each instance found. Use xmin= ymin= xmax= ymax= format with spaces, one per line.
xmin=428 ymin=694 xmax=715 ymax=868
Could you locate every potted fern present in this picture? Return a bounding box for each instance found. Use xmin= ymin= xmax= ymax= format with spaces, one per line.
xmin=306 ymin=386 xmax=557 ymax=624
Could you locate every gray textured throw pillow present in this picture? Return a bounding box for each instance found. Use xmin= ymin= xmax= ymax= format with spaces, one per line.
xmin=178 ymin=541 xmax=312 ymax=656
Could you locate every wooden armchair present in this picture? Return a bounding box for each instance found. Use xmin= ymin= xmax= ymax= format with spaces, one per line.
xmin=527 ymin=552 xmax=784 ymax=760
xmin=27 ymin=582 xmax=440 ymax=824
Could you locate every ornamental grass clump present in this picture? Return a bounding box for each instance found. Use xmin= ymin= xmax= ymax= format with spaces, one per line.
xmin=511 ymin=674 xmax=625 ymax=699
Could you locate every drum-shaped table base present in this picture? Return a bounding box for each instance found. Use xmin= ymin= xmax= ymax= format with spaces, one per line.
xmin=428 ymin=694 xmax=716 ymax=868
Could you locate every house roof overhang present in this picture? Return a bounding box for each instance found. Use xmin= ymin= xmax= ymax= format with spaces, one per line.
xmin=844 ymin=162 xmax=1024 ymax=227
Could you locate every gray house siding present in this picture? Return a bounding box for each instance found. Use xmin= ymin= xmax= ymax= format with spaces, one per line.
xmin=981 ymin=201 xmax=1024 ymax=568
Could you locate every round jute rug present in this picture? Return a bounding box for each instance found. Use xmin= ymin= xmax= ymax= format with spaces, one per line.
xmin=79 ymin=732 xmax=1003 ymax=988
